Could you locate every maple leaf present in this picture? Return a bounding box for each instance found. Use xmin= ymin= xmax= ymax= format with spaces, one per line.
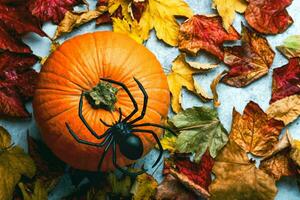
xmin=0 ymin=52 xmax=39 ymax=118
xmin=130 ymin=173 xmax=158 ymax=200
xmin=171 ymin=107 xmax=228 ymax=162
xmin=164 ymin=152 xmax=214 ymax=198
xmin=0 ymin=126 xmax=36 ymax=200
xmin=270 ymin=57 xmax=300 ymax=103
xmin=259 ymin=131 xmax=298 ymax=180
xmin=155 ymin=174 xmax=197 ymax=200
xmin=222 ymin=25 xmax=275 ymax=87
xmin=178 ymin=15 xmax=240 ymax=60
xmin=209 ymin=140 xmax=278 ymax=200
xmin=27 ymin=136 xmax=65 ymax=192
xmin=267 ymin=95 xmax=300 ymax=125
xmin=138 ymin=0 xmax=193 ymax=46
xmin=28 ymin=0 xmax=86 ymax=24
xmin=167 ymin=53 xmax=217 ymax=113
xmin=230 ymin=101 xmax=284 ymax=157
xmin=53 ymin=10 xmax=103 ymax=39
xmin=245 ymin=0 xmax=293 ymax=34
xmin=277 ymin=35 xmax=300 ymax=58
xmin=212 ymin=0 xmax=247 ymax=30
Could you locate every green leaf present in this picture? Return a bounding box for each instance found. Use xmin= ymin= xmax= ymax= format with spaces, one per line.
xmin=0 ymin=126 xmax=36 ymax=200
xmin=172 ymin=107 xmax=228 ymax=162
xmin=277 ymin=35 xmax=300 ymax=58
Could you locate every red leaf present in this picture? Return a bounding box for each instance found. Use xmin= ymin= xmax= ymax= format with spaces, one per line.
xmin=0 ymin=52 xmax=38 ymax=118
xmin=28 ymin=0 xmax=85 ymax=24
xmin=222 ymin=25 xmax=275 ymax=87
xmin=270 ymin=58 xmax=300 ymax=103
xmin=130 ymin=1 xmax=146 ymax=22
xmin=178 ymin=15 xmax=240 ymax=60
xmin=245 ymin=0 xmax=293 ymax=34
xmin=0 ymin=22 xmax=32 ymax=53
xmin=0 ymin=4 xmax=45 ymax=36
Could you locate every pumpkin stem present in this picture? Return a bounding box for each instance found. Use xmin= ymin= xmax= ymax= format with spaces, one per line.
xmin=84 ymin=81 xmax=118 ymax=111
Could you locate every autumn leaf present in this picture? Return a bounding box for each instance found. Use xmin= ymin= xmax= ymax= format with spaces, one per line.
xmin=270 ymin=57 xmax=300 ymax=103
xmin=138 ymin=0 xmax=193 ymax=46
xmin=209 ymin=140 xmax=278 ymax=200
xmin=130 ymin=173 xmax=158 ymax=200
xmin=155 ymin=174 xmax=197 ymax=200
xmin=167 ymin=53 xmax=217 ymax=113
xmin=222 ymin=25 xmax=275 ymax=87
xmin=164 ymin=152 xmax=214 ymax=198
xmin=212 ymin=0 xmax=247 ymax=30
xmin=230 ymin=101 xmax=284 ymax=157
xmin=27 ymin=136 xmax=65 ymax=192
xmin=28 ymin=0 xmax=87 ymax=24
xmin=245 ymin=0 xmax=293 ymax=34
xmin=178 ymin=15 xmax=240 ymax=60
xmin=259 ymin=131 xmax=298 ymax=180
xmin=95 ymin=0 xmax=111 ymax=25
xmin=291 ymin=140 xmax=300 ymax=167
xmin=267 ymin=95 xmax=300 ymax=125
xmin=159 ymin=130 xmax=177 ymax=153
xmin=210 ymin=70 xmax=227 ymax=107
xmin=18 ymin=179 xmax=48 ymax=200
xmin=277 ymin=35 xmax=300 ymax=58
xmin=0 ymin=126 xmax=36 ymax=200
xmin=53 ymin=10 xmax=103 ymax=39
xmin=0 ymin=51 xmax=39 ymax=118
xmin=171 ymin=107 xmax=228 ymax=162
xmin=112 ymin=17 xmax=143 ymax=43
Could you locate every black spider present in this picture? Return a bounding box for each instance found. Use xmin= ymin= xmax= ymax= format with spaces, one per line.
xmin=65 ymin=78 xmax=176 ymax=177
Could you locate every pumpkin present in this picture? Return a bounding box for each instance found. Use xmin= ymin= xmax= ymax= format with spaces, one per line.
xmin=33 ymin=31 xmax=170 ymax=171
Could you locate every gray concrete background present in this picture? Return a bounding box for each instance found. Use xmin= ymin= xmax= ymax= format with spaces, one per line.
xmin=0 ymin=0 xmax=299 ymax=199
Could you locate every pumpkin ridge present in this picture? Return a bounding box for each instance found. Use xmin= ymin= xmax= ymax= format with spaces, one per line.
xmin=44 ymin=105 xmax=77 ymax=123
xmin=91 ymin=34 xmax=102 ymax=79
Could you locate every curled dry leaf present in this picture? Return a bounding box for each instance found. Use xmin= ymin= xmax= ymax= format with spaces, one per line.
xmin=0 ymin=126 xmax=36 ymax=200
xmin=210 ymin=70 xmax=227 ymax=107
xmin=245 ymin=0 xmax=293 ymax=34
xmin=130 ymin=173 xmax=158 ymax=200
xmin=270 ymin=57 xmax=300 ymax=103
xmin=230 ymin=101 xmax=284 ymax=157
xmin=112 ymin=18 xmax=143 ymax=43
xmin=167 ymin=53 xmax=217 ymax=113
xmin=95 ymin=0 xmax=111 ymax=25
xmin=178 ymin=15 xmax=240 ymax=60
xmin=155 ymin=174 xmax=197 ymax=200
xmin=164 ymin=152 xmax=214 ymax=198
xmin=212 ymin=0 xmax=247 ymax=31
xmin=267 ymin=95 xmax=300 ymax=125
xmin=0 ymin=52 xmax=39 ymax=118
xmin=53 ymin=10 xmax=103 ymax=39
xmin=209 ymin=140 xmax=278 ymax=200
xmin=28 ymin=0 xmax=87 ymax=24
xmin=277 ymin=35 xmax=300 ymax=58
xmin=171 ymin=107 xmax=228 ymax=162
xmin=222 ymin=25 xmax=275 ymax=87
xmin=259 ymin=131 xmax=297 ymax=180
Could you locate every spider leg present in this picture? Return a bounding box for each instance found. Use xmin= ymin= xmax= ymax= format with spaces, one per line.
xmin=129 ymin=78 xmax=148 ymax=125
xmin=112 ymin=142 xmax=145 ymax=177
xmin=78 ymin=93 xmax=107 ymax=139
xmin=66 ymin=122 xmax=111 ymax=147
xmin=97 ymin=136 xmax=114 ymax=171
xmin=101 ymin=78 xmax=138 ymax=122
xmin=132 ymin=123 xmax=177 ymax=136
xmin=132 ymin=129 xmax=163 ymax=168
xmin=117 ymin=107 xmax=122 ymax=123
xmin=100 ymin=118 xmax=112 ymax=127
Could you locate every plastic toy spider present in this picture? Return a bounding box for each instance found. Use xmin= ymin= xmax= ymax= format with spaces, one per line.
xmin=65 ymin=78 xmax=176 ymax=177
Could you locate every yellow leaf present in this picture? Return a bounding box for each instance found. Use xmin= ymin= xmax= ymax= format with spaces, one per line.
xmin=112 ymin=18 xmax=143 ymax=43
xmin=0 ymin=127 xmax=36 ymax=200
xmin=108 ymin=0 xmax=132 ymax=22
xmin=266 ymin=94 xmax=300 ymax=125
xmin=131 ymin=173 xmax=158 ymax=200
xmin=212 ymin=0 xmax=247 ymax=30
xmin=53 ymin=10 xmax=103 ymax=40
xmin=291 ymin=140 xmax=300 ymax=167
xmin=158 ymin=131 xmax=177 ymax=153
xmin=19 ymin=179 xmax=48 ymax=200
xmin=139 ymin=0 xmax=193 ymax=46
xmin=167 ymin=54 xmax=214 ymax=113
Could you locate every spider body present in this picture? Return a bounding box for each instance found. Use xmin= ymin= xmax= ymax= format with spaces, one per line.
xmin=65 ymin=78 xmax=176 ymax=177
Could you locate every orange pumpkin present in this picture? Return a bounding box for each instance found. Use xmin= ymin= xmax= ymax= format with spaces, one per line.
xmin=33 ymin=31 xmax=170 ymax=172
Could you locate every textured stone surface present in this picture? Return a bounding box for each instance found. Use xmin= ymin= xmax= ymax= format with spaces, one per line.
xmin=0 ymin=0 xmax=299 ymax=199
